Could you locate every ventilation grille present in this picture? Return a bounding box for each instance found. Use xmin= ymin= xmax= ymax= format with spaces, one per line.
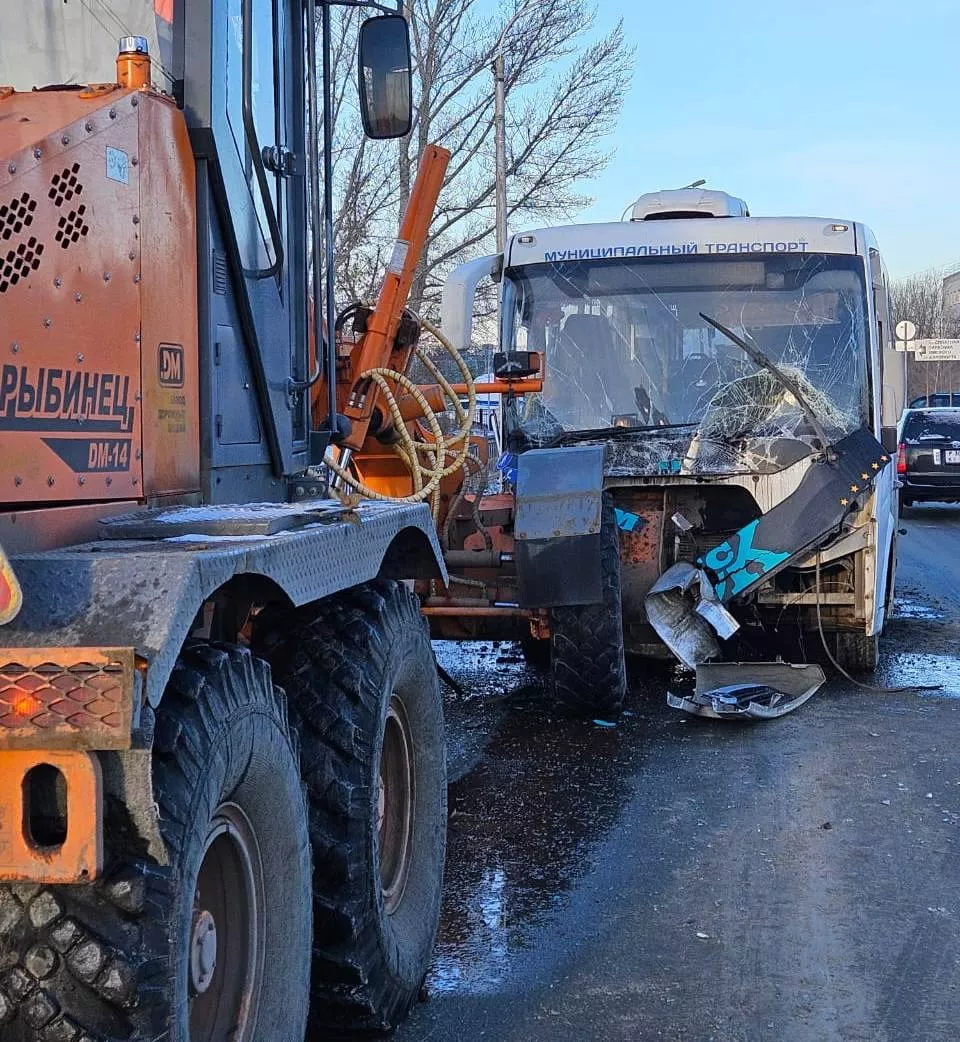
xmin=0 ymin=192 xmax=37 ymax=241
xmin=56 ymin=204 xmax=89 ymax=250
xmin=48 ymin=162 xmax=83 ymax=206
xmin=213 ymin=250 xmax=228 ymax=294
xmin=0 ymin=238 xmax=44 ymax=293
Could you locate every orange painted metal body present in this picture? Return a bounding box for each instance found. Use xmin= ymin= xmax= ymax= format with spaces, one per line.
xmin=341 ymin=145 xmax=451 ymax=450
xmin=0 ymin=85 xmax=199 ymax=506
xmin=0 ymin=750 xmax=102 ymax=882
xmin=0 ymin=84 xmax=199 ymax=881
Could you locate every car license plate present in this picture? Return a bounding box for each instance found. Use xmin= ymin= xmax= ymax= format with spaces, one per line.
xmin=946 ymin=450 xmax=960 ymax=464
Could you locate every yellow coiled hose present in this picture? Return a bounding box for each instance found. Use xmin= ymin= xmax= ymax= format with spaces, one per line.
xmin=322 ymin=318 xmax=478 ymax=521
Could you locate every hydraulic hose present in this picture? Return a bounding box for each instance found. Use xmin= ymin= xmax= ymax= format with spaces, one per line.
xmin=322 ymin=318 xmax=478 ymax=520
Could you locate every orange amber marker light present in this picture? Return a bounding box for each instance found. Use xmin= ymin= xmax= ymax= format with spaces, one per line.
xmin=0 ymin=546 xmax=22 ymax=626
xmin=116 ymin=35 xmax=151 ymax=89
xmin=11 ymin=692 xmax=42 ymax=718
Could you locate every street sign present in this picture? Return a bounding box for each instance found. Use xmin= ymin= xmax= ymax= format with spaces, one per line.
xmin=911 ymin=338 xmax=960 ymax=361
xmin=896 ymin=319 xmax=917 ymax=342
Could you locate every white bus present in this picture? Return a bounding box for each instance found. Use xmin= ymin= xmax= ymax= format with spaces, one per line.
xmin=443 ymin=189 xmax=906 ymax=683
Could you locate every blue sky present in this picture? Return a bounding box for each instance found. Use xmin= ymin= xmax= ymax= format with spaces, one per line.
xmin=572 ymin=0 xmax=960 ymax=278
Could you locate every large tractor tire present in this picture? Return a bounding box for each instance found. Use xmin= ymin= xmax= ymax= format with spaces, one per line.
xmin=0 ymin=643 xmax=312 ymax=1042
xmin=520 ymin=635 xmax=551 ymax=668
xmin=254 ymin=580 xmax=447 ymax=1034
xmin=549 ymin=498 xmax=627 ymax=719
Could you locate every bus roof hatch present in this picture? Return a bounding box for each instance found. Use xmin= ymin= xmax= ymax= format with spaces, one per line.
xmin=629 ymin=188 xmax=750 ymax=221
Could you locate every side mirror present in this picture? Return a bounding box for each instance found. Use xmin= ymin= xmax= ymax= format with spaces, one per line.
xmin=440 ymin=254 xmax=503 ymax=352
xmin=880 ymin=426 xmax=899 ymax=454
xmin=494 ymin=352 xmax=541 ymax=381
xmin=358 ymin=15 xmax=413 ymax=140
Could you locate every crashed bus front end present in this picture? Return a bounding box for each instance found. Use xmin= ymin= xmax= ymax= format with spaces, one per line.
xmin=485 ymin=205 xmax=906 ymax=712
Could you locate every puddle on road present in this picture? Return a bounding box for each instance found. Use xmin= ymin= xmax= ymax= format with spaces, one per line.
xmin=892 ymin=597 xmax=945 ymax=622
xmin=427 ymin=623 xmax=960 ymax=1000
xmin=879 ymin=651 xmax=960 ymax=698
xmin=429 ymin=640 xmax=660 ymax=997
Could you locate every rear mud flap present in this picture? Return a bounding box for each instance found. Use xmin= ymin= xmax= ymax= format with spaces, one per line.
xmin=515 ymin=444 xmax=606 ymax=607
xmin=667 ymin=661 xmax=826 ymax=720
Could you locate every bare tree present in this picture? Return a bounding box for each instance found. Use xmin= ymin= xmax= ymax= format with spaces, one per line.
xmin=891 ymin=268 xmax=960 ymax=400
xmin=891 ymin=269 xmax=946 ymax=339
xmin=324 ymin=0 xmax=633 ymax=319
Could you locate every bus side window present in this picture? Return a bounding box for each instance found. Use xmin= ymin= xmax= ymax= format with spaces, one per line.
xmin=869 ymin=248 xmax=890 ymax=351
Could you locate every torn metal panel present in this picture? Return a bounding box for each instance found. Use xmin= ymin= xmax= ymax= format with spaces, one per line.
xmin=667 ymin=661 xmax=826 ymax=719
xmin=699 ymin=427 xmax=890 ymax=602
xmin=645 ymin=562 xmax=739 ymax=669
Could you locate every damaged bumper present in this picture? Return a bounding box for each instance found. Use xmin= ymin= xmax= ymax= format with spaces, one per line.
xmin=667 ymin=661 xmax=826 ymax=720
xmin=641 ymin=427 xmax=890 ymax=718
xmin=645 ymin=427 xmax=890 ymax=665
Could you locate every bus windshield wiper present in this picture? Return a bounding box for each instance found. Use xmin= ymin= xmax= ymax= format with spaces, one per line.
xmin=698 ymin=312 xmax=836 ymax=463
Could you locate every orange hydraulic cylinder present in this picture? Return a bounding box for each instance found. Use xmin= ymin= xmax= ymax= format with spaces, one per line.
xmin=342 ymin=144 xmax=451 ymax=450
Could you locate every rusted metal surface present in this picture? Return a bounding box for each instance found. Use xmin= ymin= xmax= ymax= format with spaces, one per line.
xmin=0 ymin=500 xmax=139 ymax=554
xmin=0 ymin=647 xmax=134 ymax=750
xmin=0 ymin=87 xmax=146 ymax=504
xmin=443 ymin=550 xmax=504 ymax=568
xmin=1 ymin=500 xmax=445 ymax=710
xmin=616 ymin=489 xmax=665 ymax=624
xmin=0 ymin=749 xmax=103 ymax=882
xmin=0 ymin=541 xmax=21 ymax=625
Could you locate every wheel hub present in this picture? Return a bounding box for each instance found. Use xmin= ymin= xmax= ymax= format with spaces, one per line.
xmin=189 ymin=803 xmax=265 ymax=1042
xmin=190 ymin=910 xmax=218 ymax=994
xmin=379 ymin=695 xmax=415 ymax=915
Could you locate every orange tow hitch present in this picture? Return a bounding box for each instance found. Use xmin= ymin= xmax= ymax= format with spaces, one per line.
xmin=0 ymin=750 xmax=103 ymax=882
xmin=0 ymin=647 xmax=136 ymax=882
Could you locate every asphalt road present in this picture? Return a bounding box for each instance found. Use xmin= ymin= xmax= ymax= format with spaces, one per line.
xmin=398 ymin=503 xmax=960 ymax=1042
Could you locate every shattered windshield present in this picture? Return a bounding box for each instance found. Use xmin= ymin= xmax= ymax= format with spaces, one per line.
xmin=503 ymin=253 xmax=870 ymax=465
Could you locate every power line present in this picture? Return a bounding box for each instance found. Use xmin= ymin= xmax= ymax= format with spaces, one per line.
xmin=902 ymin=257 xmax=960 ymax=280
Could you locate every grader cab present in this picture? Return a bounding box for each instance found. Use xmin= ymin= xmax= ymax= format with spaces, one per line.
xmin=0 ymin=4 xmax=470 ymax=1040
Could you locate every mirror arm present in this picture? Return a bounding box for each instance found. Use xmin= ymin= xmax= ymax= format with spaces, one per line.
xmin=321 ymin=3 xmax=339 ymax=434
xmin=319 ymin=1 xmax=402 ymax=13
xmin=289 ymin=0 xmax=326 ymax=397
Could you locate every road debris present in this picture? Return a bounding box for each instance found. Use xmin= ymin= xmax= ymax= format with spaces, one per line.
xmin=667 ymin=662 xmax=826 ymax=720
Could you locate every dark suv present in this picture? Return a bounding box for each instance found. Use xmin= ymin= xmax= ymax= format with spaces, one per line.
xmin=898 ymin=408 xmax=960 ymax=508
xmin=909 ymin=393 xmax=960 ymax=408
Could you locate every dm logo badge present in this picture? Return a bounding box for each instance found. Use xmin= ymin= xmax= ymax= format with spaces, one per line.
xmin=159 ymin=344 xmax=185 ymax=388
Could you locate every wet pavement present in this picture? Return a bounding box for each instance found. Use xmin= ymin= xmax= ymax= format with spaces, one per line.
xmin=398 ymin=504 xmax=960 ymax=1042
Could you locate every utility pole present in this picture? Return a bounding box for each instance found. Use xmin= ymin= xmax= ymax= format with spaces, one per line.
xmin=491 ymin=0 xmax=534 ymax=256
xmin=493 ymin=52 xmax=507 ymax=255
